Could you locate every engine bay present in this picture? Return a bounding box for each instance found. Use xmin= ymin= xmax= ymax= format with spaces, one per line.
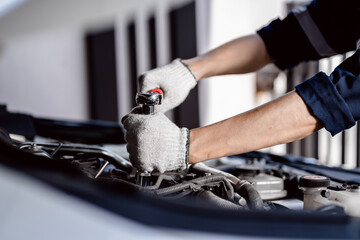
xmin=16 ymin=140 xmax=360 ymax=217
xmin=1 ymin=108 xmax=360 ymax=238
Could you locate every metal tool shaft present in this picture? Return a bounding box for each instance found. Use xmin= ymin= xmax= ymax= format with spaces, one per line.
xmin=135 ymin=92 xmax=162 ymax=115
xmin=135 ymin=89 xmax=164 ymax=185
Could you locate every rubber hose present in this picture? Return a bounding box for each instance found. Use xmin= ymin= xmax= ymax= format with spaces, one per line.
xmin=235 ymin=181 xmax=263 ymax=210
xmin=155 ymin=175 xmax=234 ymax=198
xmin=191 ymin=163 xmax=263 ymax=210
xmin=195 ymin=191 xmax=243 ymax=211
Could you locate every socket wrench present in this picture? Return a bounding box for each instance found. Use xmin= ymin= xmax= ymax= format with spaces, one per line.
xmin=135 ymin=88 xmax=163 ymax=186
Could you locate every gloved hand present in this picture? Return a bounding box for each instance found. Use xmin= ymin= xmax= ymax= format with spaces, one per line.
xmin=139 ymin=59 xmax=197 ymax=113
xmin=122 ymin=107 xmax=190 ymax=173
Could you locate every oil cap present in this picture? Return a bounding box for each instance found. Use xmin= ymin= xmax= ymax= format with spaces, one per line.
xmin=299 ymin=176 xmax=330 ymax=188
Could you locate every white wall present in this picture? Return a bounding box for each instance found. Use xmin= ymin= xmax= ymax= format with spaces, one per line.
xmin=0 ymin=26 xmax=88 ymax=120
xmin=0 ymin=0 xmax=288 ymax=122
xmin=198 ymin=0 xmax=288 ymax=126
xmin=115 ymin=0 xmax=193 ymax=119
xmin=0 ymin=0 xmax=190 ymax=120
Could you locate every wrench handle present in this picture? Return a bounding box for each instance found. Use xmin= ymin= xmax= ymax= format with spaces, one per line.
xmin=142 ymin=88 xmax=164 ymax=114
xmin=150 ymin=88 xmax=164 ymax=96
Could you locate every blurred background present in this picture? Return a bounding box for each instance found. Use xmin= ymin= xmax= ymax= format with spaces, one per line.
xmin=0 ymin=0 xmax=359 ymax=168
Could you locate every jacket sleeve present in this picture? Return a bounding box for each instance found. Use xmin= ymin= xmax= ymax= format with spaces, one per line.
xmin=257 ymin=0 xmax=360 ymax=70
xmin=295 ymin=49 xmax=360 ymax=135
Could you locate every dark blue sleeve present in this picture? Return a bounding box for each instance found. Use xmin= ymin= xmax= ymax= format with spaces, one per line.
xmin=257 ymin=0 xmax=360 ymax=70
xmin=295 ymin=49 xmax=360 ymax=135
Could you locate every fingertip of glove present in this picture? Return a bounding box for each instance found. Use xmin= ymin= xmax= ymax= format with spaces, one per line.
xmin=121 ymin=107 xmax=143 ymax=124
xmin=121 ymin=114 xmax=133 ymax=125
xmin=138 ymin=74 xmax=159 ymax=93
xmin=121 ymin=115 xmax=128 ymax=125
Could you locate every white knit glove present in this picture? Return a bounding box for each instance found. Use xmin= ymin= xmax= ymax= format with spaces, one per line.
xmin=139 ymin=59 xmax=197 ymax=113
xmin=122 ymin=107 xmax=190 ymax=173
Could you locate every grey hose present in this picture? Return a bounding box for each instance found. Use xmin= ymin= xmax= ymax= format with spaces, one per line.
xmin=190 ymin=162 xmax=240 ymax=185
xmin=235 ymin=181 xmax=263 ymax=210
xmin=191 ymin=163 xmax=263 ymax=210
xmin=155 ymin=175 xmax=234 ymax=199
xmin=142 ymin=174 xmax=176 ymax=191
xmin=114 ymin=173 xmax=234 ymax=202
xmin=113 ymin=178 xmax=141 ymax=189
xmin=19 ymin=142 xmax=133 ymax=172
xmin=195 ymin=191 xmax=243 ymax=211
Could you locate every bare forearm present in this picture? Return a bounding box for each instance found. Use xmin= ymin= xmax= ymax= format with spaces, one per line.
xmin=189 ymin=91 xmax=323 ymax=163
xmin=183 ymin=34 xmax=273 ymax=81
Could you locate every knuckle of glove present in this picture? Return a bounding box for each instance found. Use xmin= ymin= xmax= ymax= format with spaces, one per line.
xmin=139 ymin=72 xmax=159 ymax=93
xmin=128 ymin=155 xmax=143 ymax=170
xmin=138 ymin=75 xmax=151 ymax=92
xmin=126 ymin=142 xmax=137 ymax=156
xmin=122 ymin=115 xmax=134 ymax=129
xmin=127 ymin=137 xmax=153 ymax=171
xmin=122 ymin=113 xmax=143 ymax=130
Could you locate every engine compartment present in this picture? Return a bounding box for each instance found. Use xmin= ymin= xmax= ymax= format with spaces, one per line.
xmin=1 ymin=110 xmax=360 ymax=238
xmin=16 ymin=140 xmax=360 ymax=217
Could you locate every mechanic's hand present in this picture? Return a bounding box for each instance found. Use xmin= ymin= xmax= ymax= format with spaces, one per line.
xmin=139 ymin=59 xmax=197 ymax=113
xmin=122 ymin=107 xmax=190 ymax=173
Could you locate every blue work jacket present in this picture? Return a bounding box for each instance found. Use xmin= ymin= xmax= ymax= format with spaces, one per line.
xmin=257 ymin=0 xmax=360 ymax=135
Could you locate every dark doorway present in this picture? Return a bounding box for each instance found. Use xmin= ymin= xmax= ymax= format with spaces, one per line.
xmin=127 ymin=22 xmax=138 ymax=108
xmin=86 ymin=28 xmax=119 ymax=122
xmin=169 ymin=1 xmax=200 ymax=129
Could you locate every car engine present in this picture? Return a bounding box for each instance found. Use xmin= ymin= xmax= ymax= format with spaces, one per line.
xmin=15 ymin=139 xmax=360 ymax=217
xmin=1 ymin=106 xmax=360 ymax=239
